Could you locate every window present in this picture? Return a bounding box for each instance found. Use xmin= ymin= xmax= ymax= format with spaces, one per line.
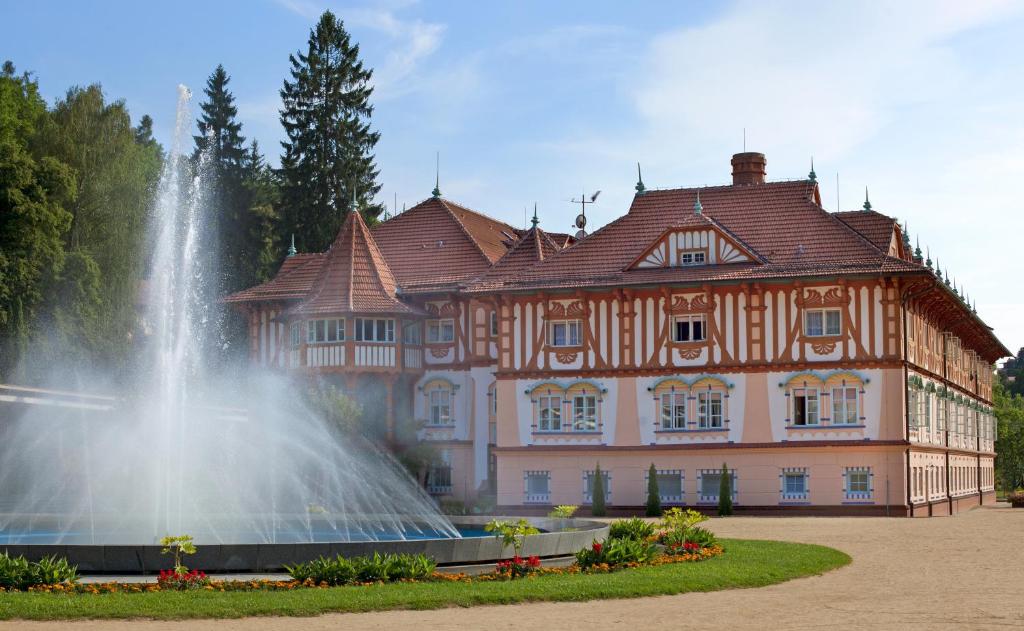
xmin=548 ymin=319 xmax=581 ymax=347
xmin=426 ymin=452 xmax=452 ymax=494
xmin=937 ymin=398 xmax=947 ymax=432
xmin=783 ymin=472 xmax=808 ymax=496
xmin=660 ymin=392 xmax=688 ymax=430
xmin=355 ymin=318 xmax=394 ymax=342
xmin=426 ymin=318 xmax=455 ymax=343
xmin=290 ymin=323 xmax=301 ymax=348
xmin=490 ymin=311 xmax=498 ymax=336
xmin=428 ymin=388 xmax=452 ymax=426
xmin=538 ymin=396 xmax=562 ymax=431
xmin=923 ymin=392 xmax=932 ymax=431
xmin=654 ymin=471 xmax=684 ymax=503
xmin=525 ymin=471 xmax=550 ymax=503
xmin=307 ymin=318 xmax=345 ymax=344
xmin=831 ymin=387 xmax=858 ymax=425
xmin=572 ymin=395 xmax=597 ymax=431
xmin=700 ymin=470 xmax=735 ymax=501
xmin=679 ymin=250 xmax=706 ymax=266
xmin=673 ymin=314 xmax=707 ymax=342
xmin=489 ymin=386 xmax=498 ymax=417
xmin=804 ymin=308 xmax=841 ymax=337
xmin=584 ymin=470 xmax=611 ymax=504
xmin=697 ymin=391 xmax=723 ymax=429
xmin=845 ymin=467 xmax=871 ymax=499
xmin=402 ymin=320 xmax=421 ymax=345
xmin=793 ymin=388 xmax=819 ymax=426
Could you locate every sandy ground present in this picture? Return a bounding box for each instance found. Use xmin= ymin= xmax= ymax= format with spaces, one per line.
xmin=4 ymin=505 xmax=1022 ymax=631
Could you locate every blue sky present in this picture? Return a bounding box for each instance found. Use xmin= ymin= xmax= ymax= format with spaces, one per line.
xmin=6 ymin=0 xmax=1024 ymax=357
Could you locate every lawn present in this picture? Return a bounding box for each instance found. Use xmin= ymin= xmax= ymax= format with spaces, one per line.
xmin=0 ymin=539 xmax=850 ymax=620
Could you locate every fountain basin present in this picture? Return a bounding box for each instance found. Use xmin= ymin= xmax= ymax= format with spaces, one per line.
xmin=0 ymin=517 xmax=608 ymax=573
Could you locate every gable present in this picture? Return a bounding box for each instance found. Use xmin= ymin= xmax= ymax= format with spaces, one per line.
xmin=629 ymin=226 xmax=759 ymax=270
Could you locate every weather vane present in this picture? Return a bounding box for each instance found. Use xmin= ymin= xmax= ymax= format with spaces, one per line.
xmin=569 ymin=189 xmax=600 ymax=238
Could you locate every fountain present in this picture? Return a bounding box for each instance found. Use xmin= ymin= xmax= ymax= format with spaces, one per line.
xmin=0 ymin=86 xmax=607 ymax=572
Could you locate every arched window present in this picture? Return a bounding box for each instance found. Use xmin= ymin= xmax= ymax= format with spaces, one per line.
xmin=823 ymin=372 xmax=865 ymax=426
xmin=530 ymin=383 xmax=565 ymax=432
xmin=692 ymin=377 xmax=728 ymax=429
xmin=786 ymin=374 xmax=824 ymax=426
xmin=421 ymin=379 xmax=456 ymax=427
xmin=653 ymin=379 xmax=689 ymax=431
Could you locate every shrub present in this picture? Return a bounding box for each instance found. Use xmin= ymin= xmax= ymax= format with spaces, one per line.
xmin=285 ymin=553 xmax=435 ymax=586
xmin=591 ymin=463 xmax=606 ymax=517
xmin=575 ymin=538 xmax=658 ymax=570
xmin=646 ymin=463 xmax=662 ymax=517
xmin=718 ymin=463 xmax=733 ymax=516
xmin=0 ymin=553 xmax=78 ymax=591
xmin=547 ymin=505 xmax=579 ymax=519
xmin=661 ymin=525 xmax=718 ymax=553
xmin=484 ymin=518 xmax=540 ymax=556
xmin=607 ymin=517 xmax=655 ymax=542
xmin=659 ymin=507 xmax=708 ymax=532
xmin=1008 ymin=490 xmax=1024 ymax=507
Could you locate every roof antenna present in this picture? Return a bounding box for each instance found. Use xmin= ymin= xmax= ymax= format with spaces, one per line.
xmin=287 ymin=233 xmax=296 ymax=257
xmin=531 ymin=202 xmax=539 ymax=228
xmin=635 ymin=162 xmax=645 ymax=194
xmin=431 ymin=151 xmax=441 ymax=198
xmin=863 ymin=187 xmax=872 ymax=212
xmin=569 ymin=189 xmax=600 ymax=239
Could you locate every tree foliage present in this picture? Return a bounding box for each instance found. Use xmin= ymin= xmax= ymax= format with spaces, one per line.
xmin=995 ymin=378 xmax=1024 ymax=490
xmin=591 ymin=463 xmax=606 ymax=517
xmin=278 ymin=10 xmax=382 ymax=253
xmin=718 ymin=463 xmax=733 ymax=516
xmin=646 ymin=463 xmax=662 ymax=517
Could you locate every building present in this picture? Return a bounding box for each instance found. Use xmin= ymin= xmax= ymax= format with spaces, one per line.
xmin=226 ymin=152 xmax=1008 ymax=516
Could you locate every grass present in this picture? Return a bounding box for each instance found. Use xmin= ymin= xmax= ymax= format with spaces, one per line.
xmin=0 ymin=539 xmax=850 ymax=620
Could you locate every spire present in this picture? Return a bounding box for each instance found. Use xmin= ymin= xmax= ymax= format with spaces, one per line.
xmin=694 ymin=189 xmax=703 ymax=215
xmin=349 ymin=184 xmax=358 ymax=213
xmin=934 ymin=258 xmax=941 ymax=277
xmin=944 ymin=269 xmax=950 ymax=286
xmin=925 ymin=246 xmax=932 ymax=270
xmin=635 ymin=162 xmax=646 ymax=194
xmin=431 ymin=151 xmax=441 ymax=198
xmin=862 ymin=187 xmax=872 ymax=212
xmin=287 ymin=233 xmax=296 ymax=257
xmin=808 ymin=158 xmax=817 ymax=182
xmin=902 ymin=222 xmax=911 ymax=252
xmin=913 ymin=236 xmax=922 ymax=263
xmin=531 ymin=202 xmax=539 ymax=228
xmin=972 ymin=299 xmax=977 ymax=314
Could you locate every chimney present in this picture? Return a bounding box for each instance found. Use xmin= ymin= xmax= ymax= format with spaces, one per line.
xmin=731 ymin=152 xmax=766 ymax=185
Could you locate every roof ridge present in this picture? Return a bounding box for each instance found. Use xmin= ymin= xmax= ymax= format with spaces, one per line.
xmin=439 ymin=198 xmax=498 ymax=265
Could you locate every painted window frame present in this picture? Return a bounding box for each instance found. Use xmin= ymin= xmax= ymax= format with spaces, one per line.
xmin=698 ymin=469 xmax=737 ymax=503
xmin=537 ymin=395 xmax=562 ymax=432
xmin=792 ymin=387 xmax=820 ymax=426
xmin=672 ymin=313 xmax=707 ymax=343
xmin=354 ymin=317 xmax=394 ymax=343
xmin=844 ymin=467 xmax=873 ymax=500
xmin=697 ymin=391 xmax=724 ymax=429
xmin=780 ymin=468 xmax=809 ymax=501
xmin=648 ymin=469 xmax=685 ymax=504
xmin=307 ymin=318 xmax=346 ymax=344
xmin=547 ymin=319 xmax=582 ymax=347
xmin=402 ymin=320 xmax=422 ymax=345
xmin=583 ymin=470 xmax=612 ymax=505
xmin=426 ymin=318 xmax=455 ymax=344
xmin=831 ymin=386 xmax=859 ymax=425
xmin=572 ymin=394 xmax=598 ymax=432
xmin=804 ymin=308 xmax=842 ymax=337
xmin=660 ymin=391 xmax=688 ymax=430
xmin=427 ymin=387 xmax=453 ymax=426
xmin=524 ymin=470 xmax=551 ymax=504
xmin=678 ymin=249 xmax=707 ymax=266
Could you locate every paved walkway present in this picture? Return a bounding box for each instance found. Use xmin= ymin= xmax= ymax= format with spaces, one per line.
xmin=5 ymin=506 xmax=1022 ymax=630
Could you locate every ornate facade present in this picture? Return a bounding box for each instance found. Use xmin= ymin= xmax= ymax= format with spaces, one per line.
xmin=227 ymin=152 xmax=1007 ymax=516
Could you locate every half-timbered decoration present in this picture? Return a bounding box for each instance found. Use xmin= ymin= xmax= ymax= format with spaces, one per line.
xmin=227 ymin=151 xmax=1008 ymax=516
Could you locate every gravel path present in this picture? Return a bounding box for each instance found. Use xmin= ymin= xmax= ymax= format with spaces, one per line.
xmin=5 ymin=505 xmax=1021 ymax=631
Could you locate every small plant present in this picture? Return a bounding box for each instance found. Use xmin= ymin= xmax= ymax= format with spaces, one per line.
xmin=591 ymin=463 xmax=606 ymax=517
xmin=484 ymin=518 xmax=540 ymax=556
xmin=659 ymin=507 xmax=708 ymax=532
xmin=646 ymin=463 xmax=662 ymax=517
xmin=547 ymin=504 xmax=579 ymax=519
xmin=718 ymin=463 xmax=733 ymax=516
xmin=607 ymin=517 xmax=655 ymax=542
xmin=0 ymin=553 xmax=78 ymax=591
xmin=159 ymin=535 xmax=197 ymax=574
xmin=575 ymin=538 xmax=658 ymax=570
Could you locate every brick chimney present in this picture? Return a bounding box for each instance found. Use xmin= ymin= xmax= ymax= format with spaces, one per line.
xmin=731 ymin=152 xmax=766 ymax=185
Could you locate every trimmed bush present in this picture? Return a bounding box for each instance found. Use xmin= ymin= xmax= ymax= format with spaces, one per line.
xmin=718 ymin=462 xmax=733 ymax=516
xmin=608 ymin=517 xmax=655 ymax=542
xmin=591 ymin=463 xmax=606 ymax=517
xmin=646 ymin=463 xmax=662 ymax=517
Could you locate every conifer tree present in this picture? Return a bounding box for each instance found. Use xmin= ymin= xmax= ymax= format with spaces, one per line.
xmin=194 ymin=65 xmax=245 ymax=169
xmin=278 ymin=10 xmax=382 ymax=252
xmin=646 ymin=463 xmax=662 ymax=517
xmin=591 ymin=463 xmax=606 ymax=517
xmin=718 ymin=462 xmax=733 ymax=516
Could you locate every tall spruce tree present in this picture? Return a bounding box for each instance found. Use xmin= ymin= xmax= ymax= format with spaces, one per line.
xmin=279 ymin=10 xmax=382 ymax=252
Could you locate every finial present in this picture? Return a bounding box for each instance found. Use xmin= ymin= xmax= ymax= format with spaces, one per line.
xmin=863 ymin=187 xmax=872 ymax=212
xmin=287 ymin=233 xmax=296 ymax=257
xmin=808 ymin=158 xmax=817 ymax=182
xmin=902 ymin=222 xmax=911 ymax=251
xmin=350 ymin=185 xmax=358 ymax=212
xmin=934 ymin=258 xmax=941 ymax=277
xmin=972 ymin=299 xmax=977 ymax=314
xmin=953 ymin=278 xmax=959 ymax=297
xmin=431 ymin=151 xmax=441 ymax=198
xmin=694 ymin=189 xmax=703 ymax=215
xmin=944 ymin=269 xmax=950 ymax=286
xmin=635 ymin=162 xmax=645 ymax=194
xmin=925 ymin=246 xmax=932 ymax=269
xmin=914 ymin=236 xmax=922 ymax=260
xmin=531 ymin=202 xmax=539 ymax=228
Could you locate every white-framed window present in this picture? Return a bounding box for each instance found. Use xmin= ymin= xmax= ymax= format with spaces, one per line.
xmin=649 ymin=469 xmax=684 ymax=504
xmin=355 ymin=318 xmax=394 ymax=342
xmin=699 ymin=469 xmax=737 ymax=502
xmin=679 ymin=250 xmax=707 ymax=266
xmin=426 ymin=318 xmax=455 ymax=343
xmin=923 ymin=392 xmax=932 ymax=431
xmin=908 ymin=387 xmax=921 ymax=428
xmin=583 ymin=470 xmax=611 ymax=504
xmin=538 ymin=395 xmax=562 ymax=431
xmin=307 ymin=318 xmax=345 ymax=344
xmin=524 ymin=471 xmax=550 ymax=503
xmin=781 ymin=468 xmax=809 ymax=500
xmin=697 ymin=391 xmax=723 ymax=429
xmin=428 ymin=388 xmax=452 ymax=426
xmin=660 ymin=392 xmax=687 ymax=430
xmin=804 ymin=308 xmax=841 ymax=337
xmin=402 ymin=320 xmax=421 ymax=345
xmin=672 ymin=314 xmax=707 ymax=342
xmin=844 ymin=467 xmax=872 ymax=500
xmin=572 ymin=395 xmax=597 ymax=431
xmin=548 ymin=319 xmax=581 ymax=347
xmin=490 ymin=311 xmax=498 ymax=336
xmin=831 ymin=386 xmax=858 ymax=425
xmin=290 ymin=322 xmax=301 ymax=348
xmin=792 ymin=388 xmax=819 ymax=426
xmin=936 ymin=398 xmax=947 ymax=432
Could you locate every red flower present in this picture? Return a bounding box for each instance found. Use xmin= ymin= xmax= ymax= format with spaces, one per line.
xmin=592 ymin=542 xmax=603 ymax=553
xmin=528 ymin=556 xmax=540 ymax=568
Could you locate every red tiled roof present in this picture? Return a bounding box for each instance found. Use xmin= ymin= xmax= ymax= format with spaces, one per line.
xmin=468 ymin=180 xmax=923 ymax=292
xmin=224 ymin=253 xmax=325 ymax=303
xmin=290 ymin=210 xmax=418 ymax=316
xmin=371 ymin=197 xmax=519 ymax=292
xmin=475 ymin=226 xmax=562 ymax=283
xmin=833 ymin=210 xmax=899 ymax=254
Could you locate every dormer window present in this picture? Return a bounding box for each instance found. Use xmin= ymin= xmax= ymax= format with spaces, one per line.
xmin=548 ymin=319 xmax=581 ymax=347
xmin=804 ymin=308 xmax=841 ymax=337
xmin=679 ymin=250 xmax=707 ymax=266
